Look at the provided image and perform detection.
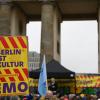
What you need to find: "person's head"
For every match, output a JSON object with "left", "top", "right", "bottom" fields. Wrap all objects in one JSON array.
[
  {"left": 46, "top": 90, "right": 53, "bottom": 97},
  {"left": 51, "top": 78, "right": 55, "bottom": 83},
  {"left": 40, "top": 96, "right": 45, "bottom": 100},
  {"left": 51, "top": 95, "right": 58, "bottom": 100},
  {"left": 60, "top": 96, "right": 64, "bottom": 100}
]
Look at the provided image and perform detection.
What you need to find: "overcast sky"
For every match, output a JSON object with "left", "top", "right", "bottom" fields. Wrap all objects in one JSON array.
[{"left": 27, "top": 20, "right": 98, "bottom": 73}]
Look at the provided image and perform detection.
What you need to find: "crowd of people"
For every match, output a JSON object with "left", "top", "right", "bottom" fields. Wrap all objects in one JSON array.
[
  {"left": 1, "top": 92, "right": 100, "bottom": 100},
  {"left": 38, "top": 92, "right": 100, "bottom": 100},
  {"left": 24, "top": 89, "right": 100, "bottom": 100}
]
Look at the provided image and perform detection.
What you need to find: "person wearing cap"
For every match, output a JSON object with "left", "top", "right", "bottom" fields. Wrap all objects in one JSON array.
[{"left": 48, "top": 78, "right": 58, "bottom": 95}]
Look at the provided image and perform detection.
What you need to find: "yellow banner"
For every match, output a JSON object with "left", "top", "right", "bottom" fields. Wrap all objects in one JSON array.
[
  {"left": 76, "top": 74, "right": 100, "bottom": 88},
  {"left": 0, "top": 36, "right": 29, "bottom": 96}
]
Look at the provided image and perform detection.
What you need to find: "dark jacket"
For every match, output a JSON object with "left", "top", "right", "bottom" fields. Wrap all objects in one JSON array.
[{"left": 48, "top": 82, "right": 58, "bottom": 95}]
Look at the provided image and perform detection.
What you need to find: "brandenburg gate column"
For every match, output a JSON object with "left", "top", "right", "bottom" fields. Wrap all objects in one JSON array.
[
  {"left": 0, "top": 1, "right": 27, "bottom": 36},
  {"left": 98, "top": 5, "right": 100, "bottom": 73},
  {"left": 41, "top": 1, "right": 62, "bottom": 63},
  {"left": 10, "top": 6, "right": 27, "bottom": 36},
  {"left": 0, "top": 2, "right": 11, "bottom": 35}
]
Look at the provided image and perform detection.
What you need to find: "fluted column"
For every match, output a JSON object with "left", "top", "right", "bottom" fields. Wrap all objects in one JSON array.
[
  {"left": 0, "top": 2, "right": 11, "bottom": 35},
  {"left": 41, "top": 1, "right": 54, "bottom": 62},
  {"left": 41, "top": 1, "right": 61, "bottom": 63},
  {"left": 98, "top": 5, "right": 100, "bottom": 73}
]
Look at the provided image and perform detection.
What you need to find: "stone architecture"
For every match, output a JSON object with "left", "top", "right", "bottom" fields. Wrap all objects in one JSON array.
[
  {"left": 0, "top": 0, "right": 100, "bottom": 72},
  {"left": 28, "top": 52, "right": 40, "bottom": 71}
]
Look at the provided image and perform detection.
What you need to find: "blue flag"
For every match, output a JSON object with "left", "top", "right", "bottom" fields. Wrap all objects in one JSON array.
[{"left": 38, "top": 55, "right": 47, "bottom": 96}]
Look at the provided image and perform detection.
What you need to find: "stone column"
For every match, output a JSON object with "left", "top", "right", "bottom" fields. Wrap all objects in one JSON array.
[
  {"left": 0, "top": 2, "right": 11, "bottom": 35},
  {"left": 53, "top": 7, "right": 61, "bottom": 62},
  {"left": 41, "top": 1, "right": 61, "bottom": 63},
  {"left": 41, "top": 1, "right": 54, "bottom": 62},
  {"left": 0, "top": 1, "right": 27, "bottom": 36},
  {"left": 98, "top": 5, "right": 100, "bottom": 73},
  {"left": 10, "top": 6, "right": 27, "bottom": 36},
  {"left": 11, "top": 7, "right": 19, "bottom": 35}
]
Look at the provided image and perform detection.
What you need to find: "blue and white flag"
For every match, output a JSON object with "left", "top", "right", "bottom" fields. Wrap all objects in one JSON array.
[{"left": 38, "top": 55, "right": 48, "bottom": 96}]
